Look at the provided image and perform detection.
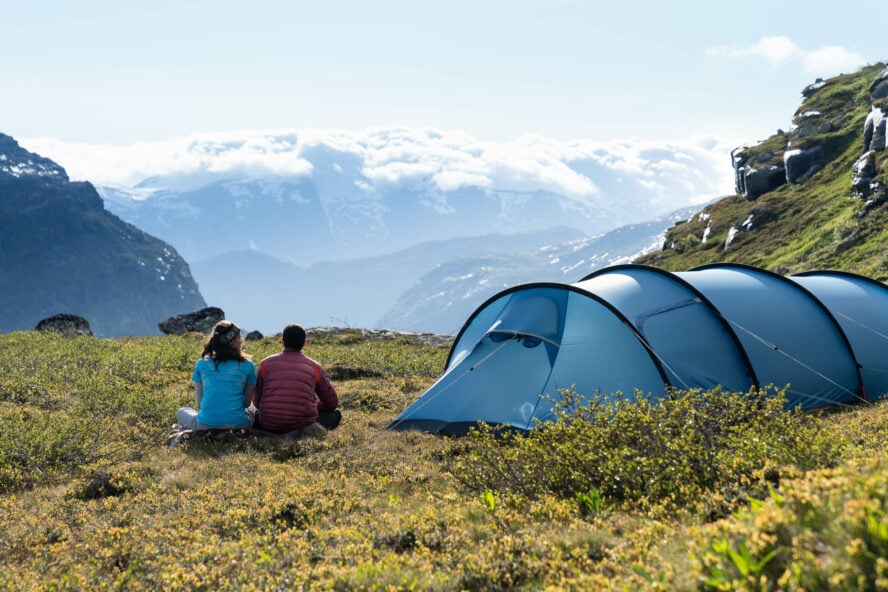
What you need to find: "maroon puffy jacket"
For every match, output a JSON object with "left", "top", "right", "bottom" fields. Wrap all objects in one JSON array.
[{"left": 253, "top": 349, "right": 338, "bottom": 432}]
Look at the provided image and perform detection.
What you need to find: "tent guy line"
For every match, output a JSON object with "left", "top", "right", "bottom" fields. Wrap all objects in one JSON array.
[
  {"left": 835, "top": 311, "right": 888, "bottom": 342},
  {"left": 725, "top": 318, "right": 869, "bottom": 406}
]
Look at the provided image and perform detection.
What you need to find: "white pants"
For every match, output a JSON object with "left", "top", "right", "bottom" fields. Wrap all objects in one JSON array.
[{"left": 176, "top": 406, "right": 255, "bottom": 431}]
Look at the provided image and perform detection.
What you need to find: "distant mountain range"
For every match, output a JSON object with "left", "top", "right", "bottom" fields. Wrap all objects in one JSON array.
[
  {"left": 377, "top": 205, "right": 703, "bottom": 333},
  {"left": 186, "top": 209, "right": 696, "bottom": 335},
  {"left": 82, "top": 130, "right": 731, "bottom": 334},
  {"left": 2, "top": 127, "right": 728, "bottom": 336},
  {"left": 85, "top": 130, "right": 733, "bottom": 266},
  {"left": 0, "top": 133, "right": 205, "bottom": 336},
  {"left": 8, "top": 64, "right": 888, "bottom": 337},
  {"left": 101, "top": 177, "right": 616, "bottom": 266}
]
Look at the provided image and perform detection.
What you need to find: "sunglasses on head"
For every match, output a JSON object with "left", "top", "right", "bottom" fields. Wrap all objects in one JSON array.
[{"left": 215, "top": 323, "right": 241, "bottom": 344}]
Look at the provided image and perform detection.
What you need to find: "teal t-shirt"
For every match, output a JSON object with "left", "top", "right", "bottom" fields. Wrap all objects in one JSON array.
[{"left": 192, "top": 358, "right": 257, "bottom": 427}]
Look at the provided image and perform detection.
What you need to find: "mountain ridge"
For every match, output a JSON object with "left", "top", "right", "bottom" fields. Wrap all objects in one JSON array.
[
  {"left": 92, "top": 130, "right": 732, "bottom": 266},
  {"left": 379, "top": 204, "right": 705, "bottom": 333},
  {"left": 0, "top": 133, "right": 206, "bottom": 336},
  {"left": 86, "top": 130, "right": 732, "bottom": 334}
]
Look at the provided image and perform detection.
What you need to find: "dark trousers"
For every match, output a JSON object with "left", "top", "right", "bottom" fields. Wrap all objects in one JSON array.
[{"left": 318, "top": 409, "right": 342, "bottom": 430}]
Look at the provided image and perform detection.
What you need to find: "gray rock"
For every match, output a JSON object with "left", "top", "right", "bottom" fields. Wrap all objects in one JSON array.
[
  {"left": 868, "top": 108, "right": 888, "bottom": 152},
  {"left": 852, "top": 151, "right": 878, "bottom": 198},
  {"left": 35, "top": 313, "right": 93, "bottom": 337},
  {"left": 784, "top": 146, "right": 824, "bottom": 184},
  {"left": 794, "top": 123, "right": 820, "bottom": 139},
  {"left": 244, "top": 330, "right": 264, "bottom": 341},
  {"left": 743, "top": 164, "right": 786, "bottom": 200},
  {"left": 158, "top": 306, "right": 225, "bottom": 335},
  {"left": 870, "top": 66, "right": 888, "bottom": 99},
  {"left": 731, "top": 147, "right": 748, "bottom": 195},
  {"left": 802, "top": 78, "right": 825, "bottom": 99}
]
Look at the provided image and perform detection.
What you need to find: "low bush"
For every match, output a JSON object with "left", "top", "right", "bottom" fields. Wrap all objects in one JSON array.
[
  {"left": 446, "top": 387, "right": 846, "bottom": 515},
  {"left": 691, "top": 457, "right": 888, "bottom": 590}
]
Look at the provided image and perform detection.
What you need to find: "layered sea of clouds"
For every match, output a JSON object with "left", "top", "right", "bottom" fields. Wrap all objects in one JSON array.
[{"left": 21, "top": 127, "right": 737, "bottom": 214}]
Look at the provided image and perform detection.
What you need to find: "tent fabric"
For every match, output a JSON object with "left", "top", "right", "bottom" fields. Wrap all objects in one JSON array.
[
  {"left": 576, "top": 265, "right": 756, "bottom": 393},
  {"left": 790, "top": 270, "right": 888, "bottom": 400},
  {"left": 388, "top": 263, "right": 888, "bottom": 435},
  {"left": 676, "top": 264, "right": 863, "bottom": 408}
]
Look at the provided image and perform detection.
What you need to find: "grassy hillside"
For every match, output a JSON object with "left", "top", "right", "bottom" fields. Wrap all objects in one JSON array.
[
  {"left": 638, "top": 62, "right": 888, "bottom": 279},
  {"left": 1, "top": 330, "right": 887, "bottom": 590}
]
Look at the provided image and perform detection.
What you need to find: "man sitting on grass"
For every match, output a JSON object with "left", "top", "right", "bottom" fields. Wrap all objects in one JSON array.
[{"left": 252, "top": 323, "right": 341, "bottom": 437}]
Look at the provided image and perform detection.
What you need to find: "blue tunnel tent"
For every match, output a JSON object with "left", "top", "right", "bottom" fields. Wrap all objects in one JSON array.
[{"left": 388, "top": 263, "right": 888, "bottom": 435}]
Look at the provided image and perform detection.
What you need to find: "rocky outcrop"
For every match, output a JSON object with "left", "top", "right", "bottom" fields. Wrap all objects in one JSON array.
[
  {"left": 745, "top": 164, "right": 786, "bottom": 198},
  {"left": 244, "top": 330, "right": 264, "bottom": 341},
  {"left": 793, "top": 111, "right": 834, "bottom": 139},
  {"left": 870, "top": 66, "right": 888, "bottom": 100},
  {"left": 863, "top": 107, "right": 886, "bottom": 153},
  {"left": 802, "top": 78, "right": 826, "bottom": 99},
  {"left": 733, "top": 147, "right": 787, "bottom": 200},
  {"left": 852, "top": 151, "right": 878, "bottom": 198},
  {"left": 732, "top": 67, "right": 888, "bottom": 202},
  {"left": 158, "top": 306, "right": 224, "bottom": 335},
  {"left": 852, "top": 66, "right": 888, "bottom": 200},
  {"left": 35, "top": 313, "right": 93, "bottom": 337},
  {"left": 0, "top": 133, "right": 206, "bottom": 336},
  {"left": 785, "top": 146, "right": 824, "bottom": 184}
]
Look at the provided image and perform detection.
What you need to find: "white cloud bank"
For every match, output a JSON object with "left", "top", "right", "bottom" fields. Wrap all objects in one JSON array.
[
  {"left": 707, "top": 36, "right": 866, "bottom": 76},
  {"left": 21, "top": 127, "right": 737, "bottom": 211}
]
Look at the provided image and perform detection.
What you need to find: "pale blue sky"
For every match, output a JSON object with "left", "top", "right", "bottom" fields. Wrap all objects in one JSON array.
[{"left": 1, "top": 1, "right": 883, "bottom": 146}]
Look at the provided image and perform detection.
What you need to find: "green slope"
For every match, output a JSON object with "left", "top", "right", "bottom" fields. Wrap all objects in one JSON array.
[{"left": 638, "top": 62, "right": 888, "bottom": 280}]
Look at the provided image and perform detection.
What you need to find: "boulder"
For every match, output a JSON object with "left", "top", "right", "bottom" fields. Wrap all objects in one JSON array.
[
  {"left": 731, "top": 147, "right": 748, "bottom": 195},
  {"left": 158, "top": 306, "right": 225, "bottom": 335},
  {"left": 870, "top": 66, "right": 888, "bottom": 100},
  {"left": 852, "top": 151, "right": 878, "bottom": 198},
  {"left": 743, "top": 164, "right": 786, "bottom": 200},
  {"left": 794, "top": 123, "right": 820, "bottom": 139},
  {"left": 35, "top": 313, "right": 93, "bottom": 337},
  {"left": 784, "top": 146, "right": 824, "bottom": 184},
  {"left": 244, "top": 330, "right": 264, "bottom": 341},
  {"left": 802, "top": 78, "right": 826, "bottom": 99},
  {"left": 865, "top": 107, "right": 888, "bottom": 153}
]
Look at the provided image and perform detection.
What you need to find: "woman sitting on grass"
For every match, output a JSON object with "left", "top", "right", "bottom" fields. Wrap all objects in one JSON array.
[{"left": 175, "top": 320, "right": 256, "bottom": 431}]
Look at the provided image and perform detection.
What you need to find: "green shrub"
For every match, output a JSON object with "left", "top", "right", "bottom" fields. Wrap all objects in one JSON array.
[
  {"left": 446, "top": 387, "right": 846, "bottom": 514},
  {"left": 692, "top": 458, "right": 888, "bottom": 590},
  {"left": 0, "top": 404, "right": 142, "bottom": 493}
]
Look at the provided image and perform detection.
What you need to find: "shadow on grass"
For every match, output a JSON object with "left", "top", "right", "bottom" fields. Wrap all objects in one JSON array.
[{"left": 169, "top": 427, "right": 330, "bottom": 462}]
